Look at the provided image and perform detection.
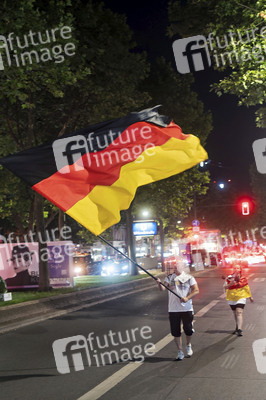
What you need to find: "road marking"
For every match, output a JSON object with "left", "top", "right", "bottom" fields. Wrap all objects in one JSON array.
[
  {"left": 253, "top": 277, "right": 265, "bottom": 282},
  {"left": 248, "top": 273, "right": 255, "bottom": 278},
  {"left": 77, "top": 297, "right": 222, "bottom": 399},
  {"left": 256, "top": 305, "right": 265, "bottom": 311},
  {"left": 219, "top": 293, "right": 226, "bottom": 299},
  {"left": 76, "top": 334, "right": 173, "bottom": 400},
  {"left": 77, "top": 363, "right": 141, "bottom": 400},
  {"left": 194, "top": 300, "right": 220, "bottom": 317},
  {"left": 221, "top": 353, "right": 239, "bottom": 369},
  {"left": 245, "top": 323, "right": 256, "bottom": 331}
]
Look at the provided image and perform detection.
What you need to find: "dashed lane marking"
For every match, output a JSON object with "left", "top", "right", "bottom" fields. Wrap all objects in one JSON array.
[
  {"left": 244, "top": 323, "right": 256, "bottom": 331},
  {"left": 221, "top": 353, "right": 240, "bottom": 369},
  {"left": 76, "top": 298, "right": 222, "bottom": 400},
  {"left": 253, "top": 277, "right": 265, "bottom": 282},
  {"left": 76, "top": 334, "right": 173, "bottom": 400},
  {"left": 194, "top": 300, "right": 220, "bottom": 317}
]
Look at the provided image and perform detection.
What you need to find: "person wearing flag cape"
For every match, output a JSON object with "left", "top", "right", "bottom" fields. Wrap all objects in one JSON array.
[
  {"left": 157, "top": 261, "right": 199, "bottom": 360},
  {"left": 224, "top": 264, "right": 254, "bottom": 337}
]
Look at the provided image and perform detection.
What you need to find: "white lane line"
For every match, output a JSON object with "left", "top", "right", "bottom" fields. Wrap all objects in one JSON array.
[
  {"left": 77, "top": 297, "right": 223, "bottom": 400},
  {"left": 248, "top": 273, "right": 255, "bottom": 278},
  {"left": 76, "top": 334, "right": 172, "bottom": 400},
  {"left": 253, "top": 277, "right": 265, "bottom": 282},
  {"left": 77, "top": 363, "right": 141, "bottom": 400},
  {"left": 194, "top": 300, "right": 220, "bottom": 317},
  {"left": 219, "top": 293, "right": 226, "bottom": 299}
]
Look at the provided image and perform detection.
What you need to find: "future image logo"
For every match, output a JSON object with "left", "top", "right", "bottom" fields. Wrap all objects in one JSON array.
[
  {"left": 172, "top": 35, "right": 211, "bottom": 74},
  {"left": 52, "top": 326, "right": 155, "bottom": 374},
  {"left": 253, "top": 338, "right": 266, "bottom": 374},
  {"left": 173, "top": 26, "right": 266, "bottom": 74},
  {"left": 0, "top": 26, "right": 75, "bottom": 71},
  {"left": 252, "top": 138, "right": 266, "bottom": 174},
  {"left": 53, "top": 335, "right": 91, "bottom": 374},
  {"left": 52, "top": 126, "right": 156, "bottom": 174}
]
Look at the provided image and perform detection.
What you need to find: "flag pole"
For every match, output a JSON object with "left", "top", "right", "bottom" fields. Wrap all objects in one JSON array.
[{"left": 98, "top": 235, "right": 181, "bottom": 299}]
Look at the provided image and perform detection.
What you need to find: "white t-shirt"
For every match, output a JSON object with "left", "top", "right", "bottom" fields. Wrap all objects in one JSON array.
[
  {"left": 164, "top": 272, "right": 197, "bottom": 312},
  {"left": 228, "top": 298, "right": 247, "bottom": 305}
]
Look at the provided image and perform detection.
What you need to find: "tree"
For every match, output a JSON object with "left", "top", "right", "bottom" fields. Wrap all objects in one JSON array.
[
  {"left": 168, "top": 0, "right": 266, "bottom": 127},
  {"left": 133, "top": 58, "right": 212, "bottom": 237},
  {"left": 250, "top": 163, "right": 266, "bottom": 233},
  {"left": 0, "top": 0, "right": 150, "bottom": 232},
  {"left": 0, "top": 0, "right": 150, "bottom": 288}
]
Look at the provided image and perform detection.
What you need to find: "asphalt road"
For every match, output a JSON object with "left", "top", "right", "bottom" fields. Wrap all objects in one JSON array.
[{"left": 1, "top": 265, "right": 266, "bottom": 400}]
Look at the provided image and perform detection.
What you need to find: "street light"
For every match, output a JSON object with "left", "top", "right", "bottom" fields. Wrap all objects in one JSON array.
[{"left": 142, "top": 210, "right": 149, "bottom": 218}]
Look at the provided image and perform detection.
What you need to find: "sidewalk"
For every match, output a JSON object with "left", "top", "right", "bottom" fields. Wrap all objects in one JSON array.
[{"left": 0, "top": 266, "right": 217, "bottom": 334}]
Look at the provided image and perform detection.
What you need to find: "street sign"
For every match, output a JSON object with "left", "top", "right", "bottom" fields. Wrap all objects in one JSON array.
[
  {"left": 132, "top": 221, "right": 158, "bottom": 236},
  {"left": 192, "top": 220, "right": 200, "bottom": 227},
  {"left": 193, "top": 226, "right": 200, "bottom": 232}
]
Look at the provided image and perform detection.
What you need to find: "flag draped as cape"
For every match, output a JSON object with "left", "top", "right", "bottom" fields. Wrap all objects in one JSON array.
[
  {"left": 0, "top": 106, "right": 208, "bottom": 235},
  {"left": 225, "top": 275, "right": 252, "bottom": 301}
]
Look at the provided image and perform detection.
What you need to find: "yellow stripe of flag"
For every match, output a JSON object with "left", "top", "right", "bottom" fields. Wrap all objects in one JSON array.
[
  {"left": 226, "top": 285, "right": 252, "bottom": 301},
  {"left": 66, "top": 135, "right": 207, "bottom": 235}
]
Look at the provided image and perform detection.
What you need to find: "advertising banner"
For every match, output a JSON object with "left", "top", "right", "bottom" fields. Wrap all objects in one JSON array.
[{"left": 0, "top": 241, "right": 74, "bottom": 289}]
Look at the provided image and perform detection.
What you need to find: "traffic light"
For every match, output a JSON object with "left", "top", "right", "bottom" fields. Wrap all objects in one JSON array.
[
  {"left": 236, "top": 197, "right": 254, "bottom": 216},
  {"left": 242, "top": 201, "right": 250, "bottom": 215}
]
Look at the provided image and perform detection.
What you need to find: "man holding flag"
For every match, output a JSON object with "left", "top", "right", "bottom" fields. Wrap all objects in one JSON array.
[{"left": 157, "top": 262, "right": 199, "bottom": 361}]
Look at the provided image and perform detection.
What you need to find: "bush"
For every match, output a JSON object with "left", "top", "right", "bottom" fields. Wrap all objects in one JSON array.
[{"left": 0, "top": 277, "right": 7, "bottom": 294}]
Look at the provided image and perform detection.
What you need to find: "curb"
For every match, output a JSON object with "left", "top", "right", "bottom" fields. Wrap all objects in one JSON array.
[
  {"left": 0, "top": 274, "right": 165, "bottom": 333},
  {"left": 0, "top": 266, "right": 218, "bottom": 333}
]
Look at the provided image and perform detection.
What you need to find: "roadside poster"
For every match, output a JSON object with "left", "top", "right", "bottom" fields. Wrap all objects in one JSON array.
[{"left": 0, "top": 241, "right": 74, "bottom": 289}]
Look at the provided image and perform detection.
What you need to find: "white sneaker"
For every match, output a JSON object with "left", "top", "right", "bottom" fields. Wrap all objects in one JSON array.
[
  {"left": 176, "top": 350, "right": 184, "bottom": 360},
  {"left": 186, "top": 344, "right": 193, "bottom": 357}
]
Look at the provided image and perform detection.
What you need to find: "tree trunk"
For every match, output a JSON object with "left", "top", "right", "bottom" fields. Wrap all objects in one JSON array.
[
  {"left": 158, "top": 219, "right": 165, "bottom": 272},
  {"left": 126, "top": 205, "right": 138, "bottom": 275},
  {"left": 58, "top": 209, "right": 64, "bottom": 240},
  {"left": 35, "top": 193, "right": 50, "bottom": 291}
]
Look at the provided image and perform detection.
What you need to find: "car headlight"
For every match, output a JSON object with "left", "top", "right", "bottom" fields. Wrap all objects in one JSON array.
[{"left": 102, "top": 264, "right": 114, "bottom": 273}]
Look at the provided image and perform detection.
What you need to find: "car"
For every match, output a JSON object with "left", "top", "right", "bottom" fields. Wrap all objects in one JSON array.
[
  {"left": 223, "top": 252, "right": 248, "bottom": 268},
  {"left": 100, "top": 256, "right": 129, "bottom": 276},
  {"left": 73, "top": 255, "right": 101, "bottom": 276},
  {"left": 73, "top": 255, "right": 89, "bottom": 276}
]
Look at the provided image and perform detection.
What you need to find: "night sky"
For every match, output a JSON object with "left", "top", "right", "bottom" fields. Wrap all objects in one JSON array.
[{"left": 103, "top": 0, "right": 266, "bottom": 192}]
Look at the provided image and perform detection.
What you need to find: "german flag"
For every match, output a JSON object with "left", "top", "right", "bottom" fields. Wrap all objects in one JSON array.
[
  {"left": 0, "top": 106, "right": 208, "bottom": 235},
  {"left": 226, "top": 276, "right": 252, "bottom": 301}
]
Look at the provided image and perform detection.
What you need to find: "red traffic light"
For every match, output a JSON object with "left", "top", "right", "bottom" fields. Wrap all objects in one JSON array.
[
  {"left": 242, "top": 201, "right": 249, "bottom": 215},
  {"left": 236, "top": 197, "right": 254, "bottom": 216}
]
